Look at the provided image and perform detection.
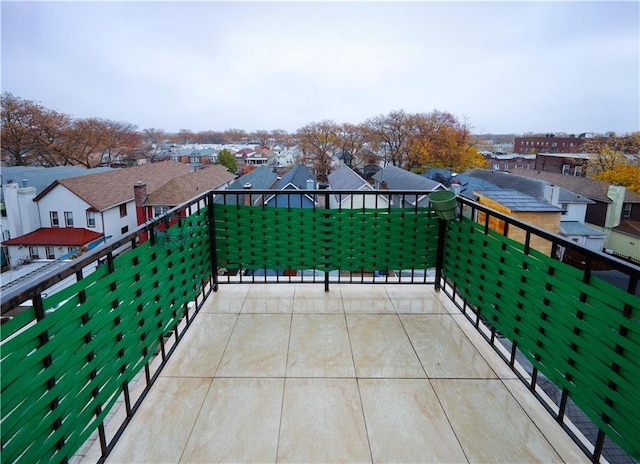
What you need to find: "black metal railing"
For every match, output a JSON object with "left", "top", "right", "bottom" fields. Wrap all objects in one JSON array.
[{"left": 1, "top": 188, "right": 639, "bottom": 464}]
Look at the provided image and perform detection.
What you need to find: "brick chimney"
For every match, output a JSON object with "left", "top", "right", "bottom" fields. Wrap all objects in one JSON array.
[
  {"left": 243, "top": 183, "right": 252, "bottom": 206},
  {"left": 134, "top": 181, "right": 147, "bottom": 225}
]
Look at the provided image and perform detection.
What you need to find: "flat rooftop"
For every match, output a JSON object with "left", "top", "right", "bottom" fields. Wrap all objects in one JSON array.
[{"left": 75, "top": 284, "right": 587, "bottom": 463}]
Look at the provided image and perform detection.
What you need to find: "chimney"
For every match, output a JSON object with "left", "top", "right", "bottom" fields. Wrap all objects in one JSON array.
[
  {"left": 380, "top": 180, "right": 388, "bottom": 190},
  {"left": 243, "top": 183, "right": 252, "bottom": 206},
  {"left": 306, "top": 178, "right": 315, "bottom": 190},
  {"left": 543, "top": 184, "right": 560, "bottom": 206},
  {"left": 134, "top": 181, "right": 147, "bottom": 226}
]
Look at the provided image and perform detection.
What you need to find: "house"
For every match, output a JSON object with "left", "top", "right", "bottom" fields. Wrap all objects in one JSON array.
[
  {"left": 264, "top": 164, "right": 318, "bottom": 208},
  {"left": 8, "top": 161, "right": 192, "bottom": 264},
  {"left": 372, "top": 165, "right": 445, "bottom": 207},
  {"left": 2, "top": 227, "right": 105, "bottom": 263},
  {"left": 464, "top": 169, "right": 605, "bottom": 254},
  {"left": 473, "top": 189, "right": 563, "bottom": 255},
  {"left": 509, "top": 168, "right": 640, "bottom": 262},
  {"left": 215, "top": 166, "right": 278, "bottom": 206},
  {"left": 326, "top": 164, "right": 389, "bottom": 209}
]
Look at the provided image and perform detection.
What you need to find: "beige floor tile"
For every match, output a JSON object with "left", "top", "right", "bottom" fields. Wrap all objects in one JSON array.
[
  {"left": 503, "top": 380, "right": 589, "bottom": 463},
  {"left": 277, "top": 378, "right": 371, "bottom": 463},
  {"left": 341, "top": 285, "right": 397, "bottom": 313},
  {"left": 161, "top": 314, "right": 237, "bottom": 377},
  {"left": 431, "top": 379, "right": 563, "bottom": 463},
  {"left": 359, "top": 379, "right": 468, "bottom": 463},
  {"left": 449, "top": 313, "right": 519, "bottom": 379},
  {"left": 216, "top": 314, "right": 290, "bottom": 377},
  {"left": 202, "top": 285, "right": 250, "bottom": 313},
  {"left": 287, "top": 314, "right": 355, "bottom": 377},
  {"left": 401, "top": 314, "right": 496, "bottom": 379},
  {"left": 292, "top": 284, "right": 345, "bottom": 313},
  {"left": 242, "top": 284, "right": 295, "bottom": 313},
  {"left": 106, "top": 377, "right": 211, "bottom": 464},
  {"left": 181, "top": 378, "right": 284, "bottom": 463},
  {"left": 348, "top": 314, "right": 425, "bottom": 378},
  {"left": 384, "top": 285, "right": 445, "bottom": 314}
]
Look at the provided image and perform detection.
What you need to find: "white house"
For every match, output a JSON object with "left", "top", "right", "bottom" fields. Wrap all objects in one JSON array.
[{"left": 3, "top": 162, "right": 192, "bottom": 265}]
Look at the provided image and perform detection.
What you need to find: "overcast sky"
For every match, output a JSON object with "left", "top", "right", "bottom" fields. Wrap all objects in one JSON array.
[{"left": 2, "top": 1, "right": 638, "bottom": 135}]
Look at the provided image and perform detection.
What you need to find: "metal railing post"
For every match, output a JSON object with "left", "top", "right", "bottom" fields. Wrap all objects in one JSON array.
[{"left": 434, "top": 217, "right": 447, "bottom": 292}]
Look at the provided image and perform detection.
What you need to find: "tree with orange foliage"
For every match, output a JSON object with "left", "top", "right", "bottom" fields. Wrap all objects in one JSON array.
[{"left": 594, "top": 165, "right": 640, "bottom": 193}]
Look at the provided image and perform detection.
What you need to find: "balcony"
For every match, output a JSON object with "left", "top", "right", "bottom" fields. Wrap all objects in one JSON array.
[{"left": 2, "top": 190, "right": 639, "bottom": 464}]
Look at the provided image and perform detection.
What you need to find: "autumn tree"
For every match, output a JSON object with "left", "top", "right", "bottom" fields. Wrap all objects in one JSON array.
[
  {"left": 406, "top": 110, "right": 486, "bottom": 172},
  {"left": 1, "top": 93, "right": 47, "bottom": 165},
  {"left": 335, "top": 123, "right": 371, "bottom": 170},
  {"left": 224, "top": 128, "right": 248, "bottom": 144},
  {"left": 216, "top": 148, "right": 237, "bottom": 173},
  {"left": 295, "top": 120, "right": 340, "bottom": 181},
  {"left": 363, "top": 110, "right": 414, "bottom": 167},
  {"left": 594, "top": 164, "right": 640, "bottom": 193}
]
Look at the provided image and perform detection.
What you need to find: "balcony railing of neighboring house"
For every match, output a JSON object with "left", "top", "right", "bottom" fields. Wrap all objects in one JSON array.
[{"left": 1, "top": 189, "right": 638, "bottom": 464}]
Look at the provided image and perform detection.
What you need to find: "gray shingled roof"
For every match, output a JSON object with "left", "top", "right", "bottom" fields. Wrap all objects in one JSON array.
[
  {"left": 327, "top": 164, "right": 370, "bottom": 190},
  {"left": 274, "top": 164, "right": 316, "bottom": 190},
  {"left": 475, "top": 189, "right": 563, "bottom": 212},
  {"left": 372, "top": 165, "right": 442, "bottom": 191},
  {"left": 217, "top": 166, "right": 279, "bottom": 205},
  {"left": 1, "top": 166, "right": 114, "bottom": 193},
  {"left": 559, "top": 221, "right": 606, "bottom": 236}
]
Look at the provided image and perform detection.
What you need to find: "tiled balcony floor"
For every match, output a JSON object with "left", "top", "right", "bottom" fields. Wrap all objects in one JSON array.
[{"left": 81, "top": 284, "right": 588, "bottom": 463}]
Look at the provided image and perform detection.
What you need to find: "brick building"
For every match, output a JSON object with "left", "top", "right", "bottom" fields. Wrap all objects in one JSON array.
[{"left": 514, "top": 133, "right": 588, "bottom": 154}]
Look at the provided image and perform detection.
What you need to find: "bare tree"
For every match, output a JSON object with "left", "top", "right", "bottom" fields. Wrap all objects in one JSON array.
[{"left": 296, "top": 120, "right": 340, "bottom": 181}]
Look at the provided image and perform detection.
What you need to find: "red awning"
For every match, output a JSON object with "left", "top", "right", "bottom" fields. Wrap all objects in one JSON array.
[{"left": 2, "top": 228, "right": 104, "bottom": 247}]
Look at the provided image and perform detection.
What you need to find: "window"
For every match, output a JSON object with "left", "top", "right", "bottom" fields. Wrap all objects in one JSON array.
[
  {"left": 623, "top": 204, "right": 632, "bottom": 218},
  {"left": 170, "top": 154, "right": 179, "bottom": 161},
  {"left": 67, "top": 247, "right": 76, "bottom": 254},
  {"left": 562, "top": 164, "right": 570, "bottom": 175},
  {"left": 121, "top": 226, "right": 129, "bottom": 234},
  {"left": 45, "top": 246, "right": 55, "bottom": 259},
  {"left": 64, "top": 211, "right": 73, "bottom": 226},
  {"left": 29, "top": 246, "right": 39, "bottom": 259},
  {"left": 493, "top": 164, "right": 500, "bottom": 171},
  {"left": 50, "top": 211, "right": 59, "bottom": 227},
  {"left": 119, "top": 204, "right": 127, "bottom": 218},
  {"left": 154, "top": 206, "right": 169, "bottom": 217},
  {"left": 504, "top": 164, "right": 509, "bottom": 171},
  {"left": 86, "top": 211, "right": 96, "bottom": 228},
  {"left": 190, "top": 156, "right": 199, "bottom": 163},
  {"left": 574, "top": 166, "right": 582, "bottom": 176}
]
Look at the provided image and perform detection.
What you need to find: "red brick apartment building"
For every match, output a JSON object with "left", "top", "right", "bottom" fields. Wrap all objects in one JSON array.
[{"left": 514, "top": 133, "right": 587, "bottom": 154}]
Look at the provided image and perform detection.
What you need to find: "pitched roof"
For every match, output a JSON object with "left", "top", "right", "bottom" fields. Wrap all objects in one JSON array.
[
  {"left": 274, "top": 164, "right": 316, "bottom": 190},
  {"left": 372, "top": 165, "right": 442, "bottom": 191},
  {"left": 327, "top": 164, "right": 371, "bottom": 190},
  {"left": 475, "top": 189, "right": 563, "bottom": 212},
  {"left": 34, "top": 161, "right": 191, "bottom": 211},
  {"left": 145, "top": 165, "right": 237, "bottom": 206},
  {"left": 509, "top": 168, "right": 640, "bottom": 203},
  {"left": 218, "top": 166, "right": 279, "bottom": 205},
  {"left": 1, "top": 166, "right": 114, "bottom": 193},
  {"left": 3, "top": 227, "right": 103, "bottom": 246}
]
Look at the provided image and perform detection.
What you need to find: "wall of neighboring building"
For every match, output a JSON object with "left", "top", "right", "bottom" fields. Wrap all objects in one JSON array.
[
  {"left": 534, "top": 154, "right": 587, "bottom": 176},
  {"left": 100, "top": 200, "right": 139, "bottom": 241},
  {"left": 561, "top": 203, "right": 588, "bottom": 223},
  {"left": 37, "top": 184, "right": 98, "bottom": 231},
  {"left": 475, "top": 195, "right": 561, "bottom": 256},
  {"left": 514, "top": 136, "right": 585, "bottom": 154},
  {"left": 2, "top": 183, "right": 40, "bottom": 240},
  {"left": 585, "top": 201, "right": 608, "bottom": 228}
]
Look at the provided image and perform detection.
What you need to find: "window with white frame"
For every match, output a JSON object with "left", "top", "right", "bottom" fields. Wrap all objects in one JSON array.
[
  {"left": 562, "top": 164, "right": 570, "bottom": 175},
  {"left": 119, "top": 204, "right": 127, "bottom": 218},
  {"left": 154, "top": 206, "right": 169, "bottom": 217},
  {"left": 45, "top": 246, "right": 55, "bottom": 259},
  {"left": 574, "top": 166, "right": 582, "bottom": 176},
  {"left": 64, "top": 211, "right": 73, "bottom": 226},
  {"left": 623, "top": 203, "right": 632, "bottom": 217},
  {"left": 29, "top": 246, "right": 39, "bottom": 259},
  {"left": 50, "top": 211, "right": 59, "bottom": 227},
  {"left": 86, "top": 211, "right": 96, "bottom": 228}
]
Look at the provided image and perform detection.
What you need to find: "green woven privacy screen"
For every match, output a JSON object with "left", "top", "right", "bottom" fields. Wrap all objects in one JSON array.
[
  {"left": 444, "top": 217, "right": 640, "bottom": 459},
  {"left": 0, "top": 209, "right": 212, "bottom": 464},
  {"left": 213, "top": 204, "right": 439, "bottom": 272}
]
